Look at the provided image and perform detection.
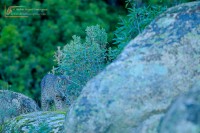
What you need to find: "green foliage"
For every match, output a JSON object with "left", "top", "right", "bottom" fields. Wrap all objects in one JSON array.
[
  {"left": 112, "top": 0, "right": 198, "bottom": 59},
  {"left": 54, "top": 25, "right": 109, "bottom": 104},
  {"left": 0, "top": 0, "right": 124, "bottom": 101},
  {"left": 144, "top": 0, "right": 195, "bottom": 6},
  {"left": 126, "top": 0, "right": 195, "bottom": 6},
  {"left": 0, "top": 125, "right": 2, "bottom": 133},
  {"left": 114, "top": 5, "right": 167, "bottom": 50}
]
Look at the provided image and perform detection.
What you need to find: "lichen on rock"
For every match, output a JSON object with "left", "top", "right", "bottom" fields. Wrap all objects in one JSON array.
[
  {"left": 1, "top": 111, "right": 66, "bottom": 133},
  {"left": 158, "top": 84, "right": 200, "bottom": 133},
  {"left": 0, "top": 90, "right": 40, "bottom": 125}
]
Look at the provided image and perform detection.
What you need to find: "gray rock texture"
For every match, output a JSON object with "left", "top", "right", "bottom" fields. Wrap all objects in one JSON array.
[
  {"left": 64, "top": 2, "right": 200, "bottom": 133},
  {"left": 0, "top": 90, "right": 40, "bottom": 124},
  {"left": 158, "top": 85, "right": 200, "bottom": 133},
  {"left": 1, "top": 111, "right": 65, "bottom": 133}
]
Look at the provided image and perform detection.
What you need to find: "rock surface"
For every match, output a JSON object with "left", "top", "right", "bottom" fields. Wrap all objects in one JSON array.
[
  {"left": 0, "top": 90, "right": 40, "bottom": 124},
  {"left": 64, "top": 2, "right": 200, "bottom": 133},
  {"left": 1, "top": 111, "right": 65, "bottom": 133},
  {"left": 158, "top": 85, "right": 200, "bottom": 133}
]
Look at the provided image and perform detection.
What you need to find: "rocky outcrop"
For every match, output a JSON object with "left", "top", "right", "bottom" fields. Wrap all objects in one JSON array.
[
  {"left": 158, "top": 85, "right": 200, "bottom": 133},
  {"left": 64, "top": 2, "right": 200, "bottom": 133},
  {"left": 0, "top": 90, "right": 40, "bottom": 124},
  {"left": 1, "top": 111, "right": 65, "bottom": 133}
]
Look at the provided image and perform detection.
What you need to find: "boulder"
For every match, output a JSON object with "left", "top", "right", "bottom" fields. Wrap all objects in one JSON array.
[
  {"left": 0, "top": 90, "right": 40, "bottom": 124},
  {"left": 1, "top": 111, "right": 65, "bottom": 133},
  {"left": 64, "top": 2, "right": 200, "bottom": 133},
  {"left": 158, "top": 85, "right": 200, "bottom": 133}
]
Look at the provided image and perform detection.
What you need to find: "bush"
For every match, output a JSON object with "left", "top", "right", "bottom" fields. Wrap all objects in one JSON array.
[
  {"left": 54, "top": 25, "right": 110, "bottom": 104},
  {"left": 112, "top": 0, "right": 198, "bottom": 60},
  {"left": 113, "top": 4, "right": 167, "bottom": 52}
]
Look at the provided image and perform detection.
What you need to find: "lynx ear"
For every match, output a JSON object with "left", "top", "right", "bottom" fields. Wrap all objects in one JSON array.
[{"left": 57, "top": 76, "right": 61, "bottom": 83}]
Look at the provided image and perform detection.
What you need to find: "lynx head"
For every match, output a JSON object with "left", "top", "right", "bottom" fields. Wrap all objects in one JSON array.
[{"left": 55, "top": 75, "right": 69, "bottom": 101}]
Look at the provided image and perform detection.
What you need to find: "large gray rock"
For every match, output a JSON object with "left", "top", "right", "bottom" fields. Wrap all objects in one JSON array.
[
  {"left": 1, "top": 111, "right": 65, "bottom": 133},
  {"left": 0, "top": 90, "right": 40, "bottom": 124},
  {"left": 64, "top": 2, "right": 200, "bottom": 133},
  {"left": 158, "top": 85, "right": 200, "bottom": 133}
]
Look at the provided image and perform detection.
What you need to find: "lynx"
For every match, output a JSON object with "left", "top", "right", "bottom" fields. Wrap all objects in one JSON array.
[{"left": 41, "top": 74, "right": 69, "bottom": 111}]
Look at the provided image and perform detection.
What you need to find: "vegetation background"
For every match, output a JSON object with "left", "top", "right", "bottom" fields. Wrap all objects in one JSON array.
[{"left": 0, "top": 0, "right": 197, "bottom": 105}]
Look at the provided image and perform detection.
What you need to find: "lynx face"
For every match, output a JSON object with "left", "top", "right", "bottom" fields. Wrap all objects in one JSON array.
[
  {"left": 41, "top": 74, "right": 70, "bottom": 111},
  {"left": 55, "top": 76, "right": 69, "bottom": 101}
]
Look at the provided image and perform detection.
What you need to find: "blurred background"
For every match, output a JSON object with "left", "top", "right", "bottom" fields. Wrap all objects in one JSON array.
[{"left": 0, "top": 0, "right": 197, "bottom": 105}]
